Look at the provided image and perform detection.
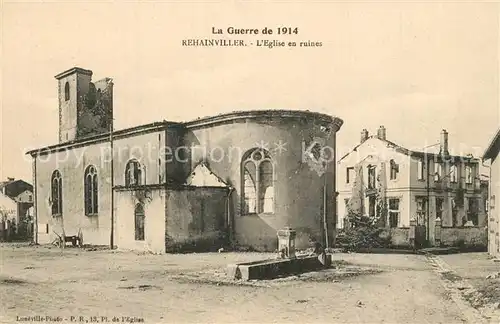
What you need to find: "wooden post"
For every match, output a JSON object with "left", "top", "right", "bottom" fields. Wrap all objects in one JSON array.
[
  {"left": 435, "top": 217, "right": 442, "bottom": 247},
  {"left": 409, "top": 218, "right": 417, "bottom": 250}
]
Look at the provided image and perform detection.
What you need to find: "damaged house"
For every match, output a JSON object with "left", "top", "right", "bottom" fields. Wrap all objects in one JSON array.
[
  {"left": 27, "top": 67, "right": 344, "bottom": 253},
  {"left": 337, "top": 127, "right": 487, "bottom": 248}
]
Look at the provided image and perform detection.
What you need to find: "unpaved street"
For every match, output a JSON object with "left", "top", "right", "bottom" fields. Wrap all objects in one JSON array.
[{"left": 0, "top": 245, "right": 487, "bottom": 323}]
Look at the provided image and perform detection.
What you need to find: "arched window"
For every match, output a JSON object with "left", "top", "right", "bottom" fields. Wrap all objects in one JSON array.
[
  {"left": 134, "top": 203, "right": 145, "bottom": 241},
  {"left": 450, "top": 165, "right": 458, "bottom": 183},
  {"left": 51, "top": 170, "right": 62, "bottom": 216},
  {"left": 125, "top": 159, "right": 146, "bottom": 186},
  {"left": 241, "top": 148, "right": 275, "bottom": 214},
  {"left": 84, "top": 165, "right": 98, "bottom": 215},
  {"left": 64, "top": 82, "right": 70, "bottom": 101}
]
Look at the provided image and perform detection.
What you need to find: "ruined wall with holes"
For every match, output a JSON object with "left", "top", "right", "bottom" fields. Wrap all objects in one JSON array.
[
  {"left": 165, "top": 187, "right": 228, "bottom": 252},
  {"left": 77, "top": 78, "right": 113, "bottom": 139},
  {"left": 179, "top": 112, "right": 343, "bottom": 251}
]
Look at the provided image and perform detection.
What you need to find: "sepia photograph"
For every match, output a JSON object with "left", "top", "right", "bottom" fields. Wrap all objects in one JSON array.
[{"left": 1, "top": 1, "right": 499, "bottom": 323}]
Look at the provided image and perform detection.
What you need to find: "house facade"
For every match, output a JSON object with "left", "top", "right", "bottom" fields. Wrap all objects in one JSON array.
[
  {"left": 28, "top": 67, "right": 344, "bottom": 253},
  {"left": 337, "top": 126, "right": 486, "bottom": 246},
  {"left": 483, "top": 128, "right": 500, "bottom": 257},
  {"left": 0, "top": 178, "right": 34, "bottom": 226}
]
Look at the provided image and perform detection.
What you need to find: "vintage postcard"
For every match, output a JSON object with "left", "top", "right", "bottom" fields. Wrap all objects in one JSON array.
[{"left": 1, "top": 1, "right": 499, "bottom": 323}]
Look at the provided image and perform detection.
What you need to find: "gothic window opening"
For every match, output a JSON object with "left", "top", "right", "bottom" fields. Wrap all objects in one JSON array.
[
  {"left": 125, "top": 159, "right": 146, "bottom": 186},
  {"left": 51, "top": 170, "right": 62, "bottom": 216},
  {"left": 241, "top": 148, "right": 275, "bottom": 214},
  {"left": 64, "top": 82, "right": 70, "bottom": 101},
  {"left": 134, "top": 203, "right": 145, "bottom": 241},
  {"left": 84, "top": 165, "right": 98, "bottom": 215}
]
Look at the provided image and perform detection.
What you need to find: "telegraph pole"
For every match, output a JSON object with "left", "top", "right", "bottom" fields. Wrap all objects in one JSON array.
[
  {"left": 323, "top": 172, "right": 329, "bottom": 250},
  {"left": 110, "top": 120, "right": 114, "bottom": 249}
]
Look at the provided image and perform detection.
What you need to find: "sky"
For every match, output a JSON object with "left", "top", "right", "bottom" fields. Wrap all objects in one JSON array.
[{"left": 1, "top": 1, "right": 499, "bottom": 182}]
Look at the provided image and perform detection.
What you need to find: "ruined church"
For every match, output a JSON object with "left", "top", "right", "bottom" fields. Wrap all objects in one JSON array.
[{"left": 28, "top": 67, "right": 343, "bottom": 253}]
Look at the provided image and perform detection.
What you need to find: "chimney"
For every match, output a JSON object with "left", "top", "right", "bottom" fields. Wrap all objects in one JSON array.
[
  {"left": 360, "top": 129, "right": 369, "bottom": 143},
  {"left": 440, "top": 129, "right": 449, "bottom": 156},
  {"left": 377, "top": 126, "right": 386, "bottom": 140},
  {"left": 7, "top": 177, "right": 14, "bottom": 182}
]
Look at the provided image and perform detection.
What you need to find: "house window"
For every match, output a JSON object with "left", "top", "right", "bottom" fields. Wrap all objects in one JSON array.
[
  {"left": 388, "top": 198, "right": 400, "bottom": 228},
  {"left": 368, "top": 196, "right": 376, "bottom": 218},
  {"left": 346, "top": 167, "right": 355, "bottom": 184},
  {"left": 84, "top": 165, "right": 98, "bottom": 215},
  {"left": 51, "top": 170, "right": 62, "bottom": 216},
  {"left": 465, "top": 165, "right": 473, "bottom": 184},
  {"left": 416, "top": 197, "right": 427, "bottom": 225},
  {"left": 134, "top": 203, "right": 145, "bottom": 241},
  {"left": 368, "top": 165, "right": 376, "bottom": 189},
  {"left": 417, "top": 159, "right": 425, "bottom": 180},
  {"left": 125, "top": 159, "right": 146, "bottom": 186},
  {"left": 434, "top": 162, "right": 442, "bottom": 182},
  {"left": 450, "top": 165, "right": 458, "bottom": 183},
  {"left": 241, "top": 148, "right": 274, "bottom": 214},
  {"left": 467, "top": 198, "right": 478, "bottom": 225},
  {"left": 389, "top": 160, "right": 399, "bottom": 180},
  {"left": 28, "top": 195, "right": 33, "bottom": 202},
  {"left": 436, "top": 197, "right": 444, "bottom": 220}
]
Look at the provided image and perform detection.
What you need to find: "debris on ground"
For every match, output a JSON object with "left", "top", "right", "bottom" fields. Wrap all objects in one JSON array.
[{"left": 486, "top": 272, "right": 500, "bottom": 279}]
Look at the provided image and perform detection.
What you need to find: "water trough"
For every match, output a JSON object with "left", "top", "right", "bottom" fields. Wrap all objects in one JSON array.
[{"left": 227, "top": 227, "right": 333, "bottom": 280}]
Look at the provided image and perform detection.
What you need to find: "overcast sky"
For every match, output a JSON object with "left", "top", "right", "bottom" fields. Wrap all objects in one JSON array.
[{"left": 1, "top": 1, "right": 499, "bottom": 181}]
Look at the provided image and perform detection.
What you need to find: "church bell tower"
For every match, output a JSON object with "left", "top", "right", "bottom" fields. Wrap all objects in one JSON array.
[{"left": 55, "top": 67, "right": 113, "bottom": 143}]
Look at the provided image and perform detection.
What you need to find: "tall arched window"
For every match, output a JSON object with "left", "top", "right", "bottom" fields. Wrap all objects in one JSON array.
[
  {"left": 134, "top": 203, "right": 145, "bottom": 241},
  {"left": 84, "top": 165, "right": 98, "bottom": 215},
  {"left": 64, "top": 82, "right": 70, "bottom": 101},
  {"left": 125, "top": 159, "right": 146, "bottom": 186},
  {"left": 241, "top": 148, "right": 275, "bottom": 214},
  {"left": 51, "top": 170, "right": 63, "bottom": 216}
]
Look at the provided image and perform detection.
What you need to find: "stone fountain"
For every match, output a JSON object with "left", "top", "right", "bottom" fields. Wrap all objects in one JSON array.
[{"left": 227, "top": 227, "right": 332, "bottom": 280}]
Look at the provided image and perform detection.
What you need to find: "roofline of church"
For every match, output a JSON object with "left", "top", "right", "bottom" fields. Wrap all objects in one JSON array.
[
  {"left": 26, "top": 121, "right": 179, "bottom": 156},
  {"left": 183, "top": 109, "right": 343, "bottom": 130},
  {"left": 26, "top": 109, "right": 343, "bottom": 157}
]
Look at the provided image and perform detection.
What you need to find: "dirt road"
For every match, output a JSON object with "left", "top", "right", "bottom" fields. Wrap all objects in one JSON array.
[{"left": 0, "top": 245, "right": 485, "bottom": 323}]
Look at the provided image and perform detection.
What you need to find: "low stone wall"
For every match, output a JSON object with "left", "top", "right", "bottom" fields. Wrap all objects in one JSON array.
[
  {"left": 379, "top": 227, "right": 412, "bottom": 248},
  {"left": 439, "top": 226, "right": 487, "bottom": 249}
]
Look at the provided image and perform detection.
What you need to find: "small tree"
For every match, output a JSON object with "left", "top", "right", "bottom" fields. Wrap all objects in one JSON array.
[{"left": 338, "top": 162, "right": 391, "bottom": 250}]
